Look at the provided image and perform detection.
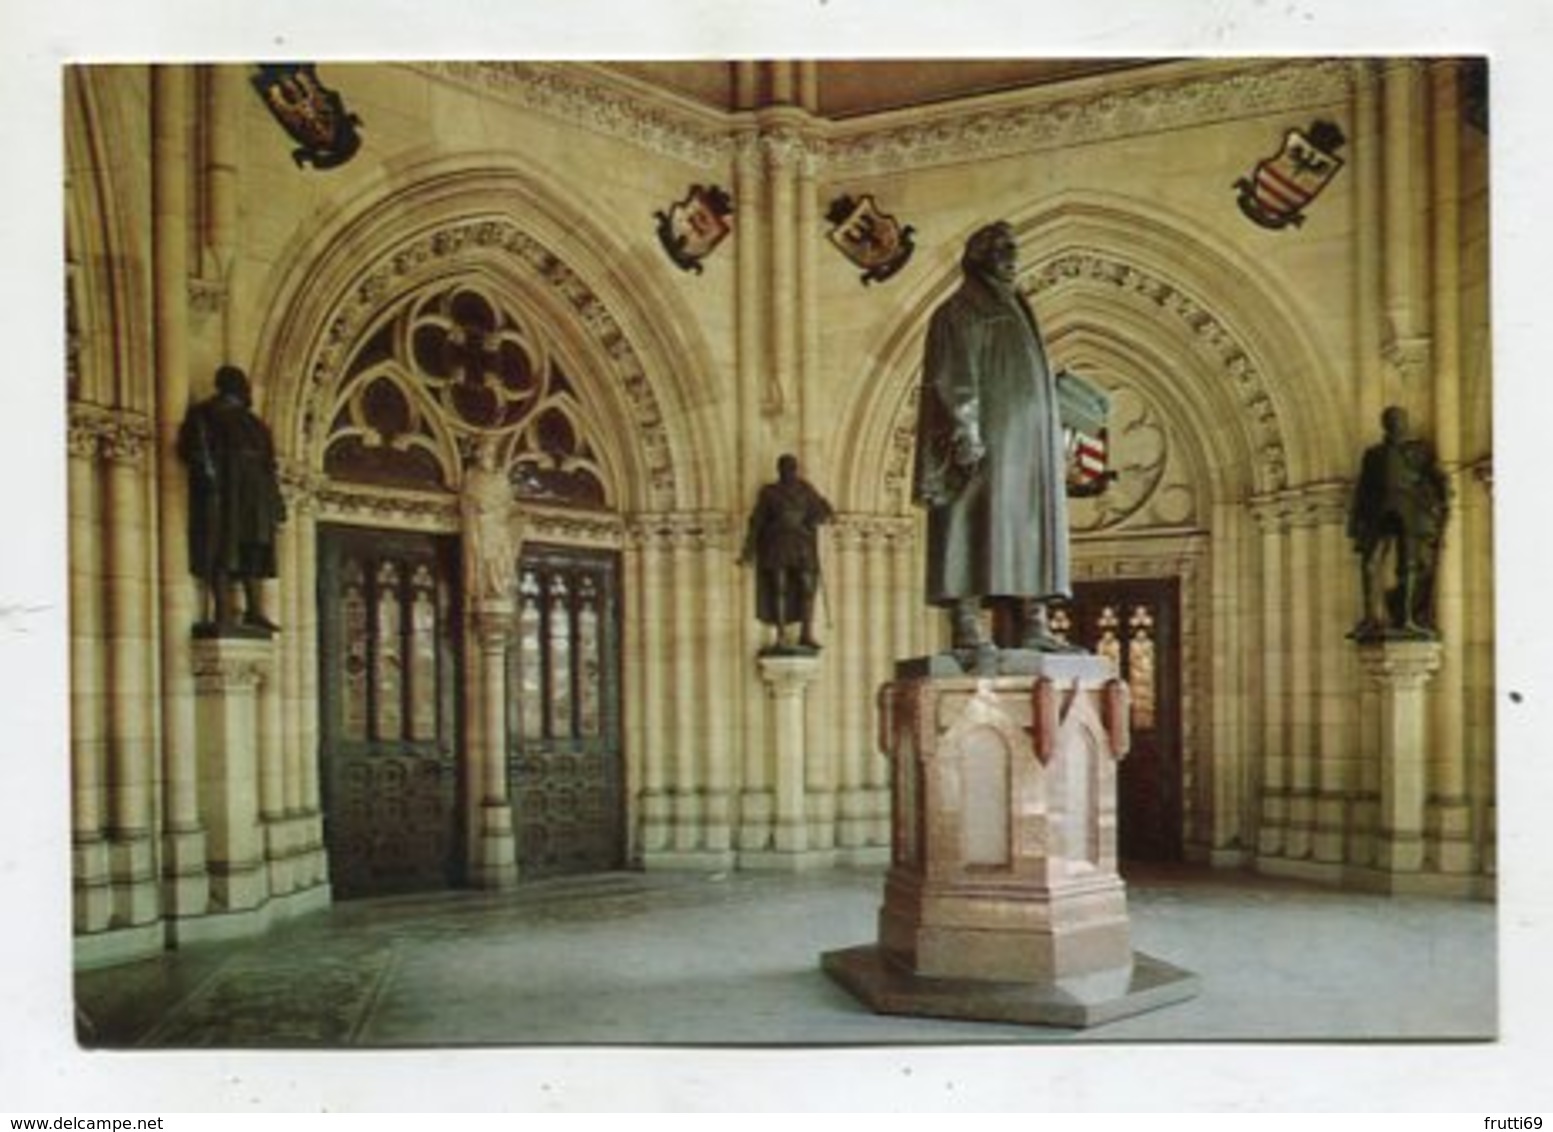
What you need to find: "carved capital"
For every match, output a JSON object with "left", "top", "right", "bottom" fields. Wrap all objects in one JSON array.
[
  {"left": 1468, "top": 456, "right": 1493, "bottom": 494},
  {"left": 832, "top": 513, "right": 914, "bottom": 551},
  {"left": 1382, "top": 334, "right": 1433, "bottom": 386},
  {"left": 1355, "top": 638, "right": 1444, "bottom": 688},
  {"left": 316, "top": 484, "right": 459, "bottom": 532},
  {"left": 191, "top": 638, "right": 274, "bottom": 693},
  {"left": 470, "top": 599, "right": 517, "bottom": 646},
  {"left": 1252, "top": 481, "right": 1351, "bottom": 531},
  {"left": 278, "top": 462, "right": 326, "bottom": 517},
  {"left": 527, "top": 507, "right": 625, "bottom": 548},
  {"left": 99, "top": 414, "right": 156, "bottom": 466},
  {"left": 66, "top": 403, "right": 115, "bottom": 460},
  {"left": 733, "top": 129, "right": 764, "bottom": 179},
  {"left": 626, "top": 511, "right": 730, "bottom": 553},
  {"left": 759, "top": 126, "right": 809, "bottom": 174},
  {"left": 187, "top": 277, "right": 227, "bottom": 317},
  {"left": 758, "top": 653, "right": 822, "bottom": 695}
]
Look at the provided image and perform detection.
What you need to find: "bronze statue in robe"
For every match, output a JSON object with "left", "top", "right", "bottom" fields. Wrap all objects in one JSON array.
[
  {"left": 1348, "top": 405, "right": 1450, "bottom": 640},
  {"left": 740, "top": 454, "right": 835, "bottom": 654},
  {"left": 912, "top": 221, "right": 1071, "bottom": 652},
  {"left": 178, "top": 365, "right": 288, "bottom": 633}
]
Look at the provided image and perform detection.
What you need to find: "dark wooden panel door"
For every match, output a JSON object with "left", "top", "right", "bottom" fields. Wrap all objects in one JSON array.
[
  {"left": 318, "top": 525, "right": 463, "bottom": 899},
  {"left": 507, "top": 544, "right": 625, "bottom": 877},
  {"left": 1049, "top": 578, "right": 1183, "bottom": 862}
]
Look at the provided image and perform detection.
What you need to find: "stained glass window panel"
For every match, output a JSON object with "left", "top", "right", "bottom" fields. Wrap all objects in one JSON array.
[
  {"left": 1128, "top": 604, "right": 1157, "bottom": 730},
  {"left": 409, "top": 565, "right": 438, "bottom": 741},
  {"left": 577, "top": 577, "right": 601, "bottom": 739},
  {"left": 548, "top": 575, "right": 573, "bottom": 739},
  {"left": 519, "top": 570, "right": 544, "bottom": 741},
  {"left": 342, "top": 559, "right": 369, "bottom": 742},
  {"left": 375, "top": 560, "right": 403, "bottom": 741}
]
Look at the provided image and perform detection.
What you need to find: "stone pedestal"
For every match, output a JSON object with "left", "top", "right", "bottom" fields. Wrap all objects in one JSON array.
[
  {"left": 192, "top": 636, "right": 274, "bottom": 914},
  {"left": 823, "top": 652, "right": 1198, "bottom": 1028},
  {"left": 1357, "top": 638, "right": 1444, "bottom": 876},
  {"left": 739, "top": 654, "right": 834, "bottom": 869},
  {"left": 468, "top": 600, "right": 519, "bottom": 889}
]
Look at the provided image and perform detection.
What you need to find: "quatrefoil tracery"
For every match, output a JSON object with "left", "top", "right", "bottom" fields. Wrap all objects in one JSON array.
[{"left": 322, "top": 279, "right": 610, "bottom": 506}]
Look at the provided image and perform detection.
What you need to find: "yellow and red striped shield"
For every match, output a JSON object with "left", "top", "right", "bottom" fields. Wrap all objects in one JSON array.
[{"left": 1235, "top": 122, "right": 1346, "bottom": 230}]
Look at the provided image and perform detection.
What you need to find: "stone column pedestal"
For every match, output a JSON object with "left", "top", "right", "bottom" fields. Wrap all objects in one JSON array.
[
  {"left": 823, "top": 652, "right": 1198, "bottom": 1028},
  {"left": 192, "top": 635, "right": 275, "bottom": 914},
  {"left": 739, "top": 653, "right": 832, "bottom": 870},
  {"left": 1357, "top": 638, "right": 1444, "bottom": 876},
  {"left": 468, "top": 600, "right": 518, "bottom": 890}
]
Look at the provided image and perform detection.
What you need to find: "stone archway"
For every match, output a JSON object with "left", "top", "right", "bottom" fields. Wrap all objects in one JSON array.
[
  {"left": 245, "top": 159, "right": 743, "bottom": 883},
  {"left": 833, "top": 193, "right": 1351, "bottom": 861}
]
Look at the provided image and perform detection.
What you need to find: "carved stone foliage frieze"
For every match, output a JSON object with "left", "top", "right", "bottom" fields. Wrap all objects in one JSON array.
[
  {"left": 831, "top": 513, "right": 915, "bottom": 552},
  {"left": 68, "top": 403, "right": 154, "bottom": 465},
  {"left": 1248, "top": 481, "right": 1351, "bottom": 533},
  {"left": 416, "top": 62, "right": 733, "bottom": 170},
  {"left": 315, "top": 484, "right": 459, "bottom": 533},
  {"left": 304, "top": 217, "right": 676, "bottom": 510},
  {"left": 825, "top": 59, "right": 1353, "bottom": 177},
  {"left": 415, "top": 60, "right": 1351, "bottom": 182},
  {"left": 625, "top": 511, "right": 733, "bottom": 553}
]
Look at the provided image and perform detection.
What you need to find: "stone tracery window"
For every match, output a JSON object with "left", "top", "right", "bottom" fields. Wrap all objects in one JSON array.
[{"left": 323, "top": 279, "right": 609, "bottom": 507}]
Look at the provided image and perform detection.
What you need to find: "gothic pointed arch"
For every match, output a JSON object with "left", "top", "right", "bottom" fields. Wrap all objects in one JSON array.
[
  {"left": 64, "top": 67, "right": 152, "bottom": 413},
  {"left": 834, "top": 192, "right": 1347, "bottom": 520},
  {"left": 250, "top": 155, "right": 729, "bottom": 513}
]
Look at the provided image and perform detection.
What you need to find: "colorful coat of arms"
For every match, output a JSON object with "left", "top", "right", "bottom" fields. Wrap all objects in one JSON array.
[
  {"left": 1234, "top": 120, "right": 1347, "bottom": 230},
  {"left": 654, "top": 184, "right": 734, "bottom": 274},
  {"left": 250, "top": 64, "right": 363, "bottom": 170},
  {"left": 825, "top": 194, "right": 916, "bottom": 285},
  {"left": 1055, "top": 370, "right": 1115, "bottom": 498}
]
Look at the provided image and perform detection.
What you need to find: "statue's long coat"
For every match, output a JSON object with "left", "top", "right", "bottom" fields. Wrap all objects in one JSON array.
[
  {"left": 912, "top": 270, "right": 1070, "bottom": 605},
  {"left": 742, "top": 477, "right": 834, "bottom": 625},
  {"left": 177, "top": 395, "right": 285, "bottom": 580}
]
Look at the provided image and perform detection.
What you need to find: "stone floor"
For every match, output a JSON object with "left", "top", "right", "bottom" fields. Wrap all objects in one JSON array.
[{"left": 75, "top": 863, "right": 1496, "bottom": 1049}]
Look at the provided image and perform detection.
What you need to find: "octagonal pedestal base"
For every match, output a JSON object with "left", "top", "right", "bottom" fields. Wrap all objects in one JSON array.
[{"left": 822, "top": 944, "right": 1199, "bottom": 1029}]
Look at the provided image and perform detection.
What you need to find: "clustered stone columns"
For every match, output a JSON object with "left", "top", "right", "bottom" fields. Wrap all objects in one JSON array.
[
  {"left": 152, "top": 63, "right": 211, "bottom": 929},
  {"left": 628, "top": 514, "right": 740, "bottom": 871},
  {"left": 1249, "top": 485, "right": 1359, "bottom": 870},
  {"left": 1246, "top": 470, "right": 1484, "bottom": 894}
]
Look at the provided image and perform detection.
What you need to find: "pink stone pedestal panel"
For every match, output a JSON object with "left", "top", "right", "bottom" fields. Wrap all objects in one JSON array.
[{"left": 822, "top": 653, "right": 1198, "bottom": 1028}]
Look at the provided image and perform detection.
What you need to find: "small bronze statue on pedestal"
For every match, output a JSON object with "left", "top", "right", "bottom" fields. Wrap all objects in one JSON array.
[
  {"left": 178, "top": 365, "right": 287, "bottom": 637},
  {"left": 740, "top": 454, "right": 834, "bottom": 655},
  {"left": 1348, "top": 405, "right": 1450, "bottom": 642}
]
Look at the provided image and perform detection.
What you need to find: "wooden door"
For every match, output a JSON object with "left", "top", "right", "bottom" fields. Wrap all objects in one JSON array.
[
  {"left": 1049, "top": 578, "right": 1183, "bottom": 862},
  {"left": 317, "top": 525, "right": 464, "bottom": 899},
  {"left": 507, "top": 544, "right": 625, "bottom": 877}
]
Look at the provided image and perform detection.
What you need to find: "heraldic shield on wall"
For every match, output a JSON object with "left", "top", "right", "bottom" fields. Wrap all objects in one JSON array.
[
  {"left": 1056, "top": 369, "right": 1114, "bottom": 498},
  {"left": 654, "top": 184, "right": 734, "bottom": 273},
  {"left": 1235, "top": 119, "right": 1347, "bottom": 230},
  {"left": 250, "top": 63, "right": 364, "bottom": 170},
  {"left": 825, "top": 194, "right": 916, "bottom": 285}
]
